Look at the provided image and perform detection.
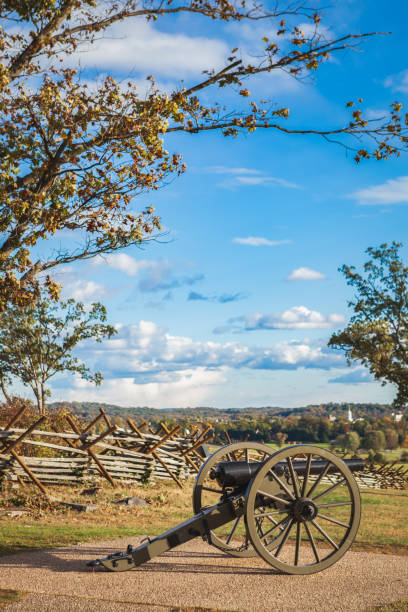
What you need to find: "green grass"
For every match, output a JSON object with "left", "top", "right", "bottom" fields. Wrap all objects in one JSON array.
[
  {"left": 0, "top": 589, "right": 25, "bottom": 607},
  {"left": 0, "top": 479, "right": 407, "bottom": 558},
  {"left": 0, "top": 523, "right": 168, "bottom": 557},
  {"left": 366, "top": 599, "right": 408, "bottom": 612}
]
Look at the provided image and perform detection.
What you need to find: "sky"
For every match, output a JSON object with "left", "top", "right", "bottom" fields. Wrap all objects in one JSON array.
[{"left": 14, "top": 0, "right": 408, "bottom": 408}]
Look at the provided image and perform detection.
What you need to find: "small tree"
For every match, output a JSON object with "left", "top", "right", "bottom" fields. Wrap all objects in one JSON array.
[
  {"left": 384, "top": 428, "right": 399, "bottom": 450},
  {"left": 329, "top": 243, "right": 408, "bottom": 407},
  {"left": 331, "top": 434, "right": 346, "bottom": 454},
  {"left": 275, "top": 432, "right": 288, "bottom": 447},
  {"left": 364, "top": 430, "right": 386, "bottom": 452},
  {"left": 343, "top": 431, "right": 361, "bottom": 454},
  {"left": 0, "top": 297, "right": 116, "bottom": 414}
]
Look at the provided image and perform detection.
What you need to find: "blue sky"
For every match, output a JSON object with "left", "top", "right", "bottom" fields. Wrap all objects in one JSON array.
[{"left": 21, "top": 0, "right": 408, "bottom": 408}]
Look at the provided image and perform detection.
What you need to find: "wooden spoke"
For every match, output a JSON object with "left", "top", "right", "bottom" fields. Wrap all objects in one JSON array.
[
  {"left": 316, "top": 501, "right": 352, "bottom": 508},
  {"left": 306, "top": 461, "right": 331, "bottom": 498},
  {"left": 312, "top": 478, "right": 346, "bottom": 501},
  {"left": 311, "top": 520, "right": 339, "bottom": 550},
  {"left": 318, "top": 513, "right": 350, "bottom": 529},
  {"left": 261, "top": 515, "right": 289, "bottom": 541},
  {"left": 304, "top": 522, "right": 320, "bottom": 563},
  {"left": 267, "top": 471, "right": 296, "bottom": 500},
  {"left": 294, "top": 522, "right": 302, "bottom": 566},
  {"left": 254, "top": 509, "right": 287, "bottom": 518},
  {"left": 286, "top": 455, "right": 300, "bottom": 498},
  {"left": 201, "top": 486, "right": 224, "bottom": 494},
  {"left": 301, "top": 453, "right": 312, "bottom": 497},
  {"left": 274, "top": 519, "right": 295, "bottom": 559},
  {"left": 256, "top": 490, "right": 291, "bottom": 505},
  {"left": 225, "top": 516, "right": 241, "bottom": 545}
]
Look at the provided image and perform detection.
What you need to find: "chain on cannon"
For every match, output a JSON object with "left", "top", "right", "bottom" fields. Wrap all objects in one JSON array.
[{"left": 88, "top": 443, "right": 363, "bottom": 575}]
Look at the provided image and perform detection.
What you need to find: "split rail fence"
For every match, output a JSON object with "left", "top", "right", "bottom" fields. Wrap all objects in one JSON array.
[{"left": 0, "top": 405, "right": 214, "bottom": 495}]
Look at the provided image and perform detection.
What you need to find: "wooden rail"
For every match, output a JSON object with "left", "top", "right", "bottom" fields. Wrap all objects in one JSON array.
[{"left": 0, "top": 409, "right": 213, "bottom": 494}]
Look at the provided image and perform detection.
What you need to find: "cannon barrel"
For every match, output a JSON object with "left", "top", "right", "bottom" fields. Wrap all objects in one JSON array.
[{"left": 212, "top": 458, "right": 365, "bottom": 488}]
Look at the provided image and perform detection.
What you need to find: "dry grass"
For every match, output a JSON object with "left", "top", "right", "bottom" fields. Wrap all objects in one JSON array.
[
  {"left": 366, "top": 599, "right": 408, "bottom": 612},
  {"left": 0, "top": 479, "right": 407, "bottom": 557},
  {"left": 0, "top": 588, "right": 25, "bottom": 607}
]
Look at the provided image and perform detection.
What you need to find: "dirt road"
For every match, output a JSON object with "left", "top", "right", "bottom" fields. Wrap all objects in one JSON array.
[{"left": 0, "top": 537, "right": 407, "bottom": 611}]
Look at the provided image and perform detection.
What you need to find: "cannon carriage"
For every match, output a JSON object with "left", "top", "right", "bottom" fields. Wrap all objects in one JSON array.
[{"left": 89, "top": 443, "right": 363, "bottom": 575}]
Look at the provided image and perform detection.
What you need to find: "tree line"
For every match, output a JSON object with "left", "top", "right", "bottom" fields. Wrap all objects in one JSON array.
[{"left": 210, "top": 414, "right": 408, "bottom": 452}]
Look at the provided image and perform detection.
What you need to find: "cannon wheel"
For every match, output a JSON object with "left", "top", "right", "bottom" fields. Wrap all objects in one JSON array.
[
  {"left": 244, "top": 445, "right": 361, "bottom": 575},
  {"left": 193, "top": 442, "right": 278, "bottom": 557}
]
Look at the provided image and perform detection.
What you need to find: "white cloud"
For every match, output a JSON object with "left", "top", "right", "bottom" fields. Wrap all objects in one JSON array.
[
  {"left": 49, "top": 320, "right": 349, "bottom": 407},
  {"left": 66, "top": 280, "right": 109, "bottom": 301},
  {"left": 206, "top": 166, "right": 301, "bottom": 190},
  {"left": 287, "top": 267, "right": 326, "bottom": 281},
  {"left": 384, "top": 69, "right": 408, "bottom": 93},
  {"left": 233, "top": 237, "right": 291, "bottom": 247},
  {"left": 94, "top": 253, "right": 153, "bottom": 277},
  {"left": 217, "top": 306, "right": 345, "bottom": 332},
  {"left": 94, "top": 255, "right": 204, "bottom": 293},
  {"left": 61, "top": 368, "right": 227, "bottom": 408},
  {"left": 350, "top": 176, "right": 408, "bottom": 205},
  {"left": 76, "top": 320, "right": 344, "bottom": 379},
  {"left": 206, "top": 166, "right": 262, "bottom": 175},
  {"left": 66, "top": 19, "right": 229, "bottom": 78},
  {"left": 234, "top": 176, "right": 300, "bottom": 188},
  {"left": 52, "top": 267, "right": 109, "bottom": 301},
  {"left": 329, "top": 367, "right": 374, "bottom": 384}
]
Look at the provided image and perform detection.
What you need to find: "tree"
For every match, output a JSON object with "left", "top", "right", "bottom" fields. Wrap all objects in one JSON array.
[
  {"left": 364, "top": 430, "right": 386, "bottom": 452},
  {"left": 275, "top": 431, "right": 288, "bottom": 447},
  {"left": 343, "top": 431, "right": 360, "bottom": 454},
  {"left": 329, "top": 243, "right": 408, "bottom": 408},
  {"left": 331, "top": 434, "right": 346, "bottom": 454},
  {"left": 384, "top": 428, "right": 399, "bottom": 450},
  {"left": 0, "top": 297, "right": 116, "bottom": 413},
  {"left": 0, "top": 3, "right": 407, "bottom": 308}
]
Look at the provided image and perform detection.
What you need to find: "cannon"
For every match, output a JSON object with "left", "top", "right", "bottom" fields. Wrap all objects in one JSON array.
[{"left": 88, "top": 443, "right": 363, "bottom": 575}]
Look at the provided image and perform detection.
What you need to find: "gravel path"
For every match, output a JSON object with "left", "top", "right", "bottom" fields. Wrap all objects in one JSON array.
[{"left": 0, "top": 537, "right": 407, "bottom": 611}]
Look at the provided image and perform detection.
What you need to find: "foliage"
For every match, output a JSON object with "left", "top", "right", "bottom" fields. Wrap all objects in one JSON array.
[
  {"left": 344, "top": 431, "right": 361, "bottom": 453},
  {"left": 329, "top": 243, "right": 408, "bottom": 407},
  {"left": 0, "top": 297, "right": 116, "bottom": 413},
  {"left": 274, "top": 431, "right": 288, "bottom": 447},
  {"left": 372, "top": 452, "right": 387, "bottom": 465},
  {"left": 330, "top": 432, "right": 360, "bottom": 455},
  {"left": 364, "top": 430, "right": 386, "bottom": 452},
  {"left": 331, "top": 434, "right": 347, "bottom": 453},
  {"left": 0, "top": 398, "right": 86, "bottom": 455},
  {"left": 385, "top": 428, "right": 399, "bottom": 450},
  {"left": 0, "top": 4, "right": 407, "bottom": 306}
]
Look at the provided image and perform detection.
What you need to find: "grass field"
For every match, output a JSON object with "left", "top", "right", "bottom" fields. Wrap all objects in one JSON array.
[{"left": 0, "top": 479, "right": 407, "bottom": 558}]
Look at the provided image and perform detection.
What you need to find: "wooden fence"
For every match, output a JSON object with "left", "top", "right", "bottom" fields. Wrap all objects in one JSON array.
[{"left": 0, "top": 405, "right": 214, "bottom": 494}]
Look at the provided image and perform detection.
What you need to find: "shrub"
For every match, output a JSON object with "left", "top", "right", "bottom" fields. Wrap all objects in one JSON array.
[{"left": 373, "top": 452, "right": 387, "bottom": 465}]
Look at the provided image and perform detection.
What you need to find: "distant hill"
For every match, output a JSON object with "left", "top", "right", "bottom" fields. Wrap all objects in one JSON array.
[{"left": 48, "top": 401, "right": 400, "bottom": 422}]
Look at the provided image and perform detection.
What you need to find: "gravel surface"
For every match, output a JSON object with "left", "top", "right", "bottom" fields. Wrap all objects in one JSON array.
[{"left": 0, "top": 537, "right": 407, "bottom": 611}]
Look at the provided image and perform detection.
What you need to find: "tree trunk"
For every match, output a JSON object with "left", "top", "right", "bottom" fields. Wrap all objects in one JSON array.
[
  {"left": 33, "top": 385, "right": 43, "bottom": 415},
  {"left": 41, "top": 382, "right": 47, "bottom": 415},
  {"left": 0, "top": 376, "right": 11, "bottom": 403}
]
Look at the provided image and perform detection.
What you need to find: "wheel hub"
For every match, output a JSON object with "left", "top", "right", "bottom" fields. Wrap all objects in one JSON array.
[{"left": 292, "top": 497, "right": 318, "bottom": 522}]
